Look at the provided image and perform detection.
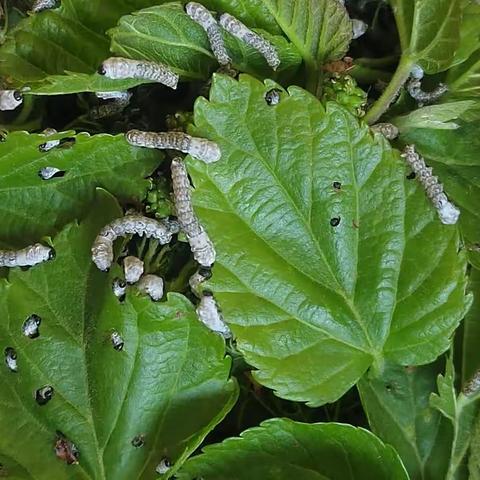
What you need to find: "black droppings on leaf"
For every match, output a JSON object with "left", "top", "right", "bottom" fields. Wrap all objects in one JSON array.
[
  {"left": 330, "top": 217, "right": 341, "bottom": 227},
  {"left": 406, "top": 171, "right": 416, "bottom": 180},
  {"left": 35, "top": 385, "right": 54, "bottom": 405}
]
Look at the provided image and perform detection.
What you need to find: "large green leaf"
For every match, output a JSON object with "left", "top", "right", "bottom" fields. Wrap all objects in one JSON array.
[
  {"left": 463, "top": 268, "right": 480, "bottom": 386},
  {"left": 0, "top": 0, "right": 164, "bottom": 90},
  {"left": 400, "top": 120, "right": 480, "bottom": 269},
  {"left": 451, "top": 1, "right": 480, "bottom": 67},
  {"left": 447, "top": 50, "right": 480, "bottom": 98},
  {"left": 261, "top": 0, "right": 352, "bottom": 67},
  {"left": 177, "top": 418, "right": 409, "bottom": 479},
  {"left": 186, "top": 73, "right": 470, "bottom": 406},
  {"left": 108, "top": 2, "right": 302, "bottom": 82},
  {"left": 0, "top": 130, "right": 159, "bottom": 246},
  {"left": 390, "top": 0, "right": 462, "bottom": 73},
  {"left": 0, "top": 190, "right": 238, "bottom": 480},
  {"left": 358, "top": 361, "right": 453, "bottom": 480}
]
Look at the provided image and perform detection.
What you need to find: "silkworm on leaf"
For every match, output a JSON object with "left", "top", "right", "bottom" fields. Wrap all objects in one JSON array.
[
  {"left": 91, "top": 91, "right": 132, "bottom": 119},
  {"left": 171, "top": 158, "right": 216, "bottom": 266},
  {"left": 401, "top": 145, "right": 460, "bottom": 225},
  {"left": 38, "top": 167, "right": 65, "bottom": 179},
  {"left": 137, "top": 274, "right": 164, "bottom": 301},
  {"left": 185, "top": 2, "right": 231, "bottom": 66},
  {"left": 95, "top": 91, "right": 131, "bottom": 101},
  {"left": 219, "top": 13, "right": 280, "bottom": 70},
  {"left": 91, "top": 215, "right": 179, "bottom": 272},
  {"left": 98, "top": 57, "right": 179, "bottom": 90},
  {"left": 155, "top": 458, "right": 172, "bottom": 475},
  {"left": 196, "top": 292, "right": 231, "bottom": 338},
  {"left": 189, "top": 266, "right": 212, "bottom": 296},
  {"left": 0, "top": 90, "right": 22, "bottom": 111},
  {"left": 31, "top": 0, "right": 57, "bottom": 12},
  {"left": 370, "top": 123, "right": 399, "bottom": 140},
  {"left": 22, "top": 314, "right": 41, "bottom": 339},
  {"left": 123, "top": 256, "right": 144, "bottom": 284},
  {"left": 0, "top": 243, "right": 54, "bottom": 268},
  {"left": 406, "top": 78, "right": 448, "bottom": 106},
  {"left": 4, "top": 347, "right": 17, "bottom": 372},
  {"left": 126, "top": 130, "right": 221, "bottom": 164}
]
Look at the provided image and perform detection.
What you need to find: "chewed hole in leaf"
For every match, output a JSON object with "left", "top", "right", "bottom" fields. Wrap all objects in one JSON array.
[
  {"left": 22, "top": 314, "right": 42, "bottom": 338},
  {"left": 131, "top": 434, "right": 145, "bottom": 448},
  {"left": 4, "top": 347, "right": 18, "bottom": 372},
  {"left": 35, "top": 385, "right": 54, "bottom": 405},
  {"left": 54, "top": 431, "right": 79, "bottom": 465},
  {"left": 110, "top": 331, "right": 124, "bottom": 351},
  {"left": 330, "top": 217, "right": 341, "bottom": 227}
]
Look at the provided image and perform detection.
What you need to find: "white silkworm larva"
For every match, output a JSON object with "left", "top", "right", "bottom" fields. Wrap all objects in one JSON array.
[
  {"left": 185, "top": 2, "right": 231, "bottom": 66},
  {"left": 352, "top": 19, "right": 368, "bottom": 39},
  {"left": 123, "top": 256, "right": 144, "bottom": 284},
  {"left": 98, "top": 57, "right": 179, "bottom": 90},
  {"left": 401, "top": 145, "right": 460, "bottom": 225},
  {"left": 0, "top": 90, "right": 23, "bottom": 111},
  {"left": 219, "top": 13, "right": 280, "bottom": 70},
  {"left": 155, "top": 458, "right": 172, "bottom": 475},
  {"left": 91, "top": 91, "right": 132, "bottom": 119},
  {"left": 91, "top": 215, "right": 180, "bottom": 272},
  {"left": 0, "top": 243, "right": 54, "bottom": 268},
  {"left": 189, "top": 266, "right": 212, "bottom": 296},
  {"left": 137, "top": 274, "right": 164, "bottom": 301},
  {"left": 171, "top": 158, "right": 216, "bottom": 266},
  {"left": 126, "top": 129, "right": 221, "bottom": 164},
  {"left": 463, "top": 370, "right": 480, "bottom": 396},
  {"left": 31, "top": 0, "right": 57, "bottom": 12},
  {"left": 38, "top": 167, "right": 65, "bottom": 179},
  {"left": 406, "top": 78, "right": 448, "bottom": 106},
  {"left": 196, "top": 292, "right": 231, "bottom": 338},
  {"left": 370, "top": 123, "right": 399, "bottom": 140}
]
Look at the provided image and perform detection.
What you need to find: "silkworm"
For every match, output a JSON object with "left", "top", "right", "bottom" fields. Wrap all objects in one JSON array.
[
  {"left": 463, "top": 370, "right": 480, "bottom": 396},
  {"left": 91, "top": 215, "right": 179, "bottom": 272},
  {"left": 155, "top": 458, "right": 172, "bottom": 475},
  {"left": 38, "top": 167, "right": 65, "bottom": 179},
  {"left": 98, "top": 57, "right": 179, "bottom": 90},
  {"left": 0, "top": 90, "right": 22, "bottom": 111},
  {"left": 137, "top": 274, "right": 164, "bottom": 301},
  {"left": 31, "top": 0, "right": 57, "bottom": 12},
  {"left": 35, "top": 385, "right": 54, "bottom": 405},
  {"left": 196, "top": 292, "right": 231, "bottom": 338},
  {"left": 0, "top": 243, "right": 55, "bottom": 268},
  {"left": 22, "top": 314, "right": 41, "bottom": 339},
  {"left": 189, "top": 266, "right": 212, "bottom": 296},
  {"left": 54, "top": 431, "right": 79, "bottom": 465},
  {"left": 91, "top": 91, "right": 132, "bottom": 119},
  {"left": 171, "top": 158, "right": 216, "bottom": 266},
  {"left": 95, "top": 91, "right": 131, "bottom": 101},
  {"left": 185, "top": 2, "right": 231, "bottom": 66},
  {"left": 410, "top": 65, "right": 424, "bottom": 80},
  {"left": 112, "top": 278, "right": 127, "bottom": 301},
  {"left": 125, "top": 130, "right": 221, "bottom": 164},
  {"left": 352, "top": 19, "right": 368, "bottom": 39},
  {"left": 401, "top": 145, "right": 460, "bottom": 225},
  {"left": 4, "top": 347, "right": 17, "bottom": 372},
  {"left": 219, "top": 13, "right": 280, "bottom": 70},
  {"left": 123, "top": 256, "right": 144, "bottom": 284},
  {"left": 265, "top": 88, "right": 281, "bottom": 106},
  {"left": 406, "top": 78, "right": 448, "bottom": 106},
  {"left": 111, "top": 331, "right": 124, "bottom": 351},
  {"left": 370, "top": 123, "right": 399, "bottom": 140}
]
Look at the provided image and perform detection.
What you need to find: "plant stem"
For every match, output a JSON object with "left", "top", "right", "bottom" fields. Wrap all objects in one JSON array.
[{"left": 364, "top": 55, "right": 415, "bottom": 125}]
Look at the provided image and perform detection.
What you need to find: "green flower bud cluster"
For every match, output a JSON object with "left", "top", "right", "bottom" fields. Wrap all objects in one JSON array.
[
  {"left": 146, "top": 176, "right": 173, "bottom": 219},
  {"left": 322, "top": 73, "right": 367, "bottom": 117}
]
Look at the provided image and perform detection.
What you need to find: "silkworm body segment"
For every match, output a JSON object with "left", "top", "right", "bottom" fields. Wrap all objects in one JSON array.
[
  {"left": 0, "top": 244, "right": 54, "bottom": 268},
  {"left": 0, "top": 90, "right": 23, "bottom": 111}
]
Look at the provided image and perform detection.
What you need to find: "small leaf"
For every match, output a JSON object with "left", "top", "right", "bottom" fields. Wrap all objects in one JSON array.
[
  {"left": 447, "top": 50, "right": 480, "bottom": 98},
  {"left": 390, "top": 0, "right": 462, "bottom": 73},
  {"left": 358, "top": 361, "right": 453, "bottom": 480},
  {"left": 0, "top": 131, "right": 159, "bottom": 246},
  {"left": 108, "top": 3, "right": 302, "bottom": 81},
  {"left": 261, "top": 0, "right": 353, "bottom": 66},
  {"left": 177, "top": 418, "right": 409, "bottom": 480},
  {"left": 0, "top": 190, "right": 238, "bottom": 479},
  {"left": 187, "top": 73, "right": 470, "bottom": 406},
  {"left": 451, "top": 1, "right": 480, "bottom": 67}
]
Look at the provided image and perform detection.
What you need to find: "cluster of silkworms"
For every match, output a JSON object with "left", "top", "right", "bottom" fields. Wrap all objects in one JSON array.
[
  {"left": 406, "top": 65, "right": 448, "bottom": 106},
  {"left": 185, "top": 2, "right": 279, "bottom": 70},
  {"left": 0, "top": 90, "right": 23, "bottom": 111},
  {"left": 401, "top": 145, "right": 460, "bottom": 225},
  {"left": 0, "top": 243, "right": 54, "bottom": 267},
  {"left": 98, "top": 57, "right": 179, "bottom": 90},
  {"left": 125, "top": 129, "right": 221, "bottom": 164}
]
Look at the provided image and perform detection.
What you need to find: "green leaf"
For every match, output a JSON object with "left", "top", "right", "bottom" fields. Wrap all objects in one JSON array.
[
  {"left": 187, "top": 73, "right": 470, "bottom": 406},
  {"left": 430, "top": 356, "right": 480, "bottom": 479},
  {"left": 177, "top": 418, "right": 409, "bottom": 480},
  {"left": 469, "top": 413, "right": 480, "bottom": 479},
  {"left": 108, "top": 3, "right": 302, "bottom": 82},
  {"left": 400, "top": 120, "right": 480, "bottom": 269},
  {"left": 451, "top": 1, "right": 480, "bottom": 67},
  {"left": 0, "top": 190, "right": 238, "bottom": 479},
  {"left": 392, "top": 101, "right": 476, "bottom": 131},
  {"left": 199, "top": 0, "right": 282, "bottom": 35},
  {"left": 447, "top": 50, "right": 480, "bottom": 98},
  {"left": 0, "top": 0, "right": 165, "bottom": 90},
  {"left": 260, "top": 0, "right": 353, "bottom": 67},
  {"left": 0, "top": 130, "right": 159, "bottom": 246},
  {"left": 390, "top": 0, "right": 462, "bottom": 73},
  {"left": 358, "top": 361, "right": 453, "bottom": 480}
]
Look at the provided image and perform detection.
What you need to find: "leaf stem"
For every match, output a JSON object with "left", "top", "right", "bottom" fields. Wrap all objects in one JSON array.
[{"left": 364, "top": 56, "right": 415, "bottom": 125}]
